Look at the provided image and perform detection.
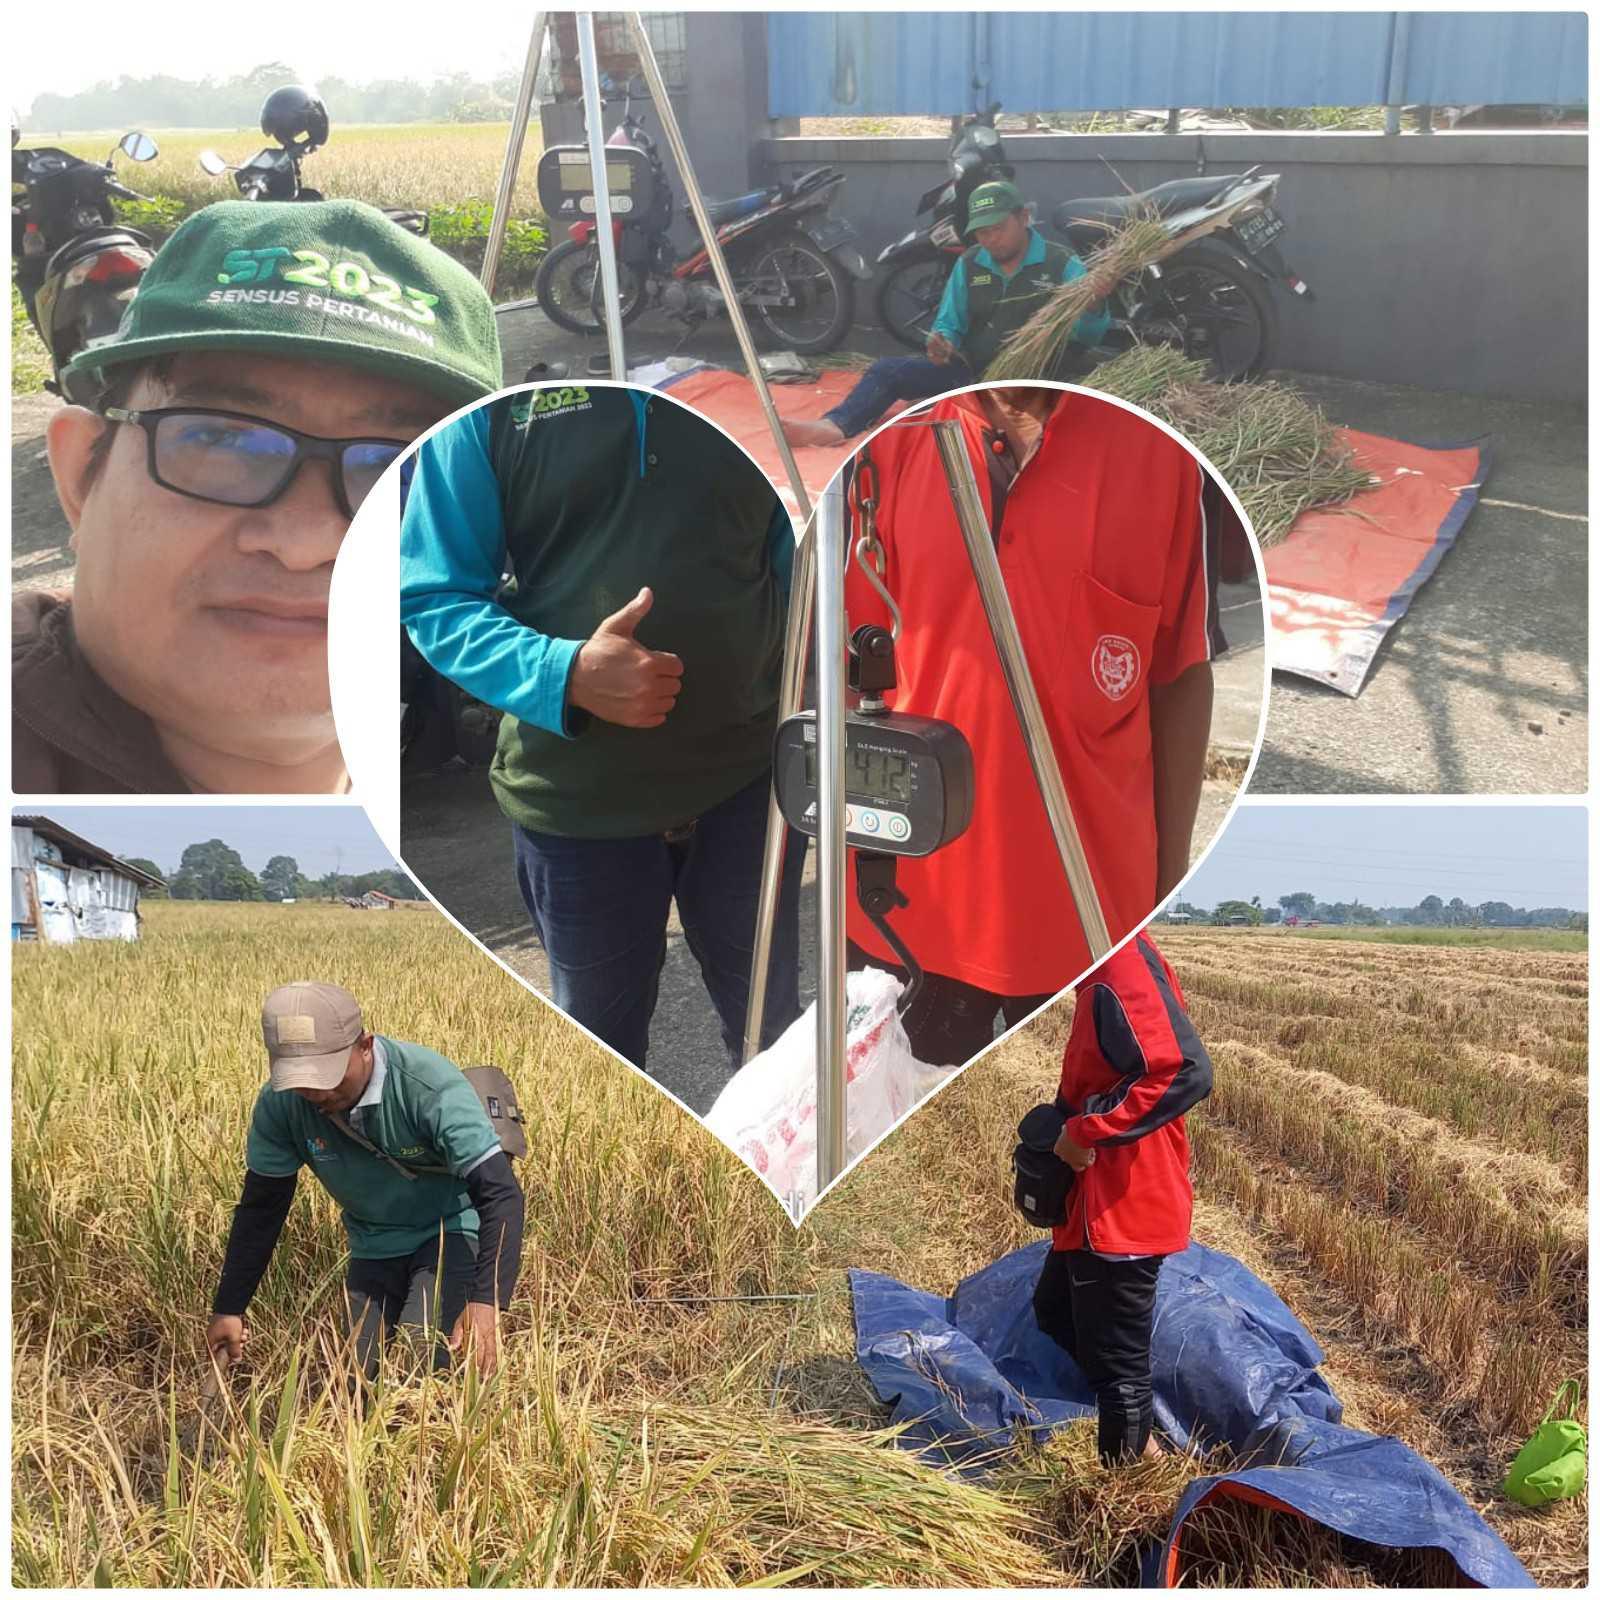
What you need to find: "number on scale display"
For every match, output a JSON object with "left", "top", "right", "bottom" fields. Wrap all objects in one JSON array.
[{"left": 805, "top": 743, "right": 913, "bottom": 804}]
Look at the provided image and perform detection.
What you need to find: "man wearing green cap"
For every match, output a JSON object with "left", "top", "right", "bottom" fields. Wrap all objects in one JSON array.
[
  {"left": 13, "top": 199, "right": 502, "bottom": 794},
  {"left": 205, "top": 982, "right": 525, "bottom": 1380},
  {"left": 783, "top": 181, "right": 1112, "bottom": 446}
]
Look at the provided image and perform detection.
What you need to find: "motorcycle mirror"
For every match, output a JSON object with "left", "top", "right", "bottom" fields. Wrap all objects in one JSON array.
[
  {"left": 120, "top": 131, "right": 159, "bottom": 162},
  {"left": 198, "top": 150, "right": 229, "bottom": 176}
]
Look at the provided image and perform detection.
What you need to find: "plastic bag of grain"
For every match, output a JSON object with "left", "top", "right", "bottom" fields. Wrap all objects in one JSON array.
[{"left": 706, "top": 967, "right": 954, "bottom": 1218}]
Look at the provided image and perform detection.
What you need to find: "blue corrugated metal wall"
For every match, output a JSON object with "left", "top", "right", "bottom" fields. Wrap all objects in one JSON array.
[{"left": 767, "top": 11, "right": 1587, "bottom": 117}]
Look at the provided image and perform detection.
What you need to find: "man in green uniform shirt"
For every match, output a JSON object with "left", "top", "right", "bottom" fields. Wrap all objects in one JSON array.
[
  {"left": 206, "top": 982, "right": 525, "bottom": 1378},
  {"left": 401, "top": 386, "right": 805, "bottom": 1079}
]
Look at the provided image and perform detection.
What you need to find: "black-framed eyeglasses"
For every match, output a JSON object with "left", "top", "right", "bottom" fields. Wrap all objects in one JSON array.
[{"left": 102, "top": 406, "right": 406, "bottom": 519}]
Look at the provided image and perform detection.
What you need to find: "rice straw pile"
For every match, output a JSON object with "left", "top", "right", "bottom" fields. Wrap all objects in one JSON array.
[{"left": 1086, "top": 344, "right": 1377, "bottom": 546}]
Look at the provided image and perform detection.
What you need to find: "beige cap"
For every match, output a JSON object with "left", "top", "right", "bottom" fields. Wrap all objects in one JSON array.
[{"left": 261, "top": 982, "right": 364, "bottom": 1091}]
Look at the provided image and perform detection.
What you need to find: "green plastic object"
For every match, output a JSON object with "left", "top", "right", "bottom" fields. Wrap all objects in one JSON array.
[{"left": 1503, "top": 1381, "right": 1586, "bottom": 1507}]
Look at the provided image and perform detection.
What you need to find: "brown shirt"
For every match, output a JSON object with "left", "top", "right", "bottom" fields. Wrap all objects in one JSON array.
[{"left": 12, "top": 590, "right": 191, "bottom": 794}]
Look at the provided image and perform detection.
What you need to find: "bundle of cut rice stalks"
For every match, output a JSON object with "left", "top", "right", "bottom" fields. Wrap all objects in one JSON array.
[
  {"left": 983, "top": 209, "right": 1194, "bottom": 383},
  {"left": 1086, "top": 344, "right": 1378, "bottom": 546}
]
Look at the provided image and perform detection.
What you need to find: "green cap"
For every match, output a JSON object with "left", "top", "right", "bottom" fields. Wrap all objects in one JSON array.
[
  {"left": 64, "top": 199, "right": 501, "bottom": 408},
  {"left": 964, "top": 180, "right": 1027, "bottom": 236}
]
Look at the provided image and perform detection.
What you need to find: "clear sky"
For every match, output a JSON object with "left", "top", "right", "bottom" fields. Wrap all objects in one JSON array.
[
  {"left": 15, "top": 806, "right": 400, "bottom": 878},
  {"left": 11, "top": 3, "right": 531, "bottom": 103},
  {"left": 1182, "top": 803, "right": 1587, "bottom": 910}
]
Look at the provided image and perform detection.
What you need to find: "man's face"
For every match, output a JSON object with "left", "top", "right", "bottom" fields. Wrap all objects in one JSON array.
[
  {"left": 293, "top": 1034, "right": 375, "bottom": 1116},
  {"left": 50, "top": 352, "right": 443, "bottom": 750},
  {"left": 972, "top": 209, "right": 1031, "bottom": 264}
]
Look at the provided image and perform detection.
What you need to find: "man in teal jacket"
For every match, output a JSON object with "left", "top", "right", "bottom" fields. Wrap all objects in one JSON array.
[
  {"left": 784, "top": 182, "right": 1112, "bottom": 446},
  {"left": 401, "top": 385, "right": 804, "bottom": 1078}
]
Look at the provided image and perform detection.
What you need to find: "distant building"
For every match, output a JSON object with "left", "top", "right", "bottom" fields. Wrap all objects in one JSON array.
[
  {"left": 356, "top": 890, "right": 411, "bottom": 911},
  {"left": 1167, "top": 910, "right": 1194, "bottom": 923},
  {"left": 11, "top": 816, "right": 164, "bottom": 943}
]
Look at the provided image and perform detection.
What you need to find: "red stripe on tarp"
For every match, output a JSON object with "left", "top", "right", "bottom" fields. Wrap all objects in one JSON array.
[{"left": 1264, "top": 430, "right": 1488, "bottom": 696}]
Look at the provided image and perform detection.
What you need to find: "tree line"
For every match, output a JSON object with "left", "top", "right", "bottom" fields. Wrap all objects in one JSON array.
[
  {"left": 25, "top": 61, "right": 525, "bottom": 133},
  {"left": 128, "top": 839, "right": 421, "bottom": 904},
  {"left": 1166, "top": 891, "right": 1586, "bottom": 931}
]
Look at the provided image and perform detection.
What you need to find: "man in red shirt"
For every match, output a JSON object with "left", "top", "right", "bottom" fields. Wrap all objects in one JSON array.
[
  {"left": 842, "top": 385, "right": 1220, "bottom": 1063},
  {"left": 1034, "top": 931, "right": 1213, "bottom": 1463}
]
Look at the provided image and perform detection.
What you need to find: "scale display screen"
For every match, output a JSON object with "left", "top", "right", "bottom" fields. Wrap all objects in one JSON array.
[
  {"left": 804, "top": 742, "right": 913, "bottom": 806},
  {"left": 559, "top": 161, "right": 633, "bottom": 192},
  {"left": 774, "top": 710, "right": 974, "bottom": 858}
]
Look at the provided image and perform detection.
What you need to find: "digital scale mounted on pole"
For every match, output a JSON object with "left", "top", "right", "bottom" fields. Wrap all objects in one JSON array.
[{"left": 772, "top": 451, "right": 975, "bottom": 1011}]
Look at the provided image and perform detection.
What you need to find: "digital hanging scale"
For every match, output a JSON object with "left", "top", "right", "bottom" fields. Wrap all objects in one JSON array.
[
  {"left": 773, "top": 623, "right": 975, "bottom": 857},
  {"left": 773, "top": 711, "right": 974, "bottom": 857}
]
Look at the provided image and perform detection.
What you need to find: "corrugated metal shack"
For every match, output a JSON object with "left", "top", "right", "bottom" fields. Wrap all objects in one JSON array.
[{"left": 11, "top": 816, "right": 165, "bottom": 943}]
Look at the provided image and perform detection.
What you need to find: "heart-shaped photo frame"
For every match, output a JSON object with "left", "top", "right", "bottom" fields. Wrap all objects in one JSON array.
[{"left": 334, "top": 377, "right": 1267, "bottom": 1221}]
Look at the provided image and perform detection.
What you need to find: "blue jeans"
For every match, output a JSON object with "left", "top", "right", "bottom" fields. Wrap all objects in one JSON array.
[
  {"left": 824, "top": 355, "right": 976, "bottom": 438},
  {"left": 513, "top": 772, "right": 806, "bottom": 1073}
]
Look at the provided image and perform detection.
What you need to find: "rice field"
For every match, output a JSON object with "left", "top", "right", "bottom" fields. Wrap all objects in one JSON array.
[
  {"left": 28, "top": 122, "right": 547, "bottom": 221},
  {"left": 11, "top": 907, "right": 1587, "bottom": 1585}
]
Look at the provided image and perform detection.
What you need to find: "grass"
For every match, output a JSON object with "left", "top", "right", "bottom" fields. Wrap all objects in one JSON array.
[
  {"left": 1258, "top": 924, "right": 1587, "bottom": 951},
  {"left": 12, "top": 905, "right": 1586, "bottom": 1585}
]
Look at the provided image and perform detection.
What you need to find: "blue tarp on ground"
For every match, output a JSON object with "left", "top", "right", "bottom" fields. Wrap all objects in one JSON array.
[{"left": 850, "top": 1240, "right": 1533, "bottom": 1588}]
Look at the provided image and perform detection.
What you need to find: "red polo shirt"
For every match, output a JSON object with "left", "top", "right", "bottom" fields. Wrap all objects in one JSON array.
[{"left": 843, "top": 391, "right": 1212, "bottom": 995}]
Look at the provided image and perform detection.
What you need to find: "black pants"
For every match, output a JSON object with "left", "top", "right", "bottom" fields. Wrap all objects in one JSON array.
[
  {"left": 847, "top": 940, "right": 1053, "bottom": 1067},
  {"left": 343, "top": 1233, "right": 475, "bottom": 1379},
  {"left": 1032, "top": 1247, "right": 1162, "bottom": 1464}
]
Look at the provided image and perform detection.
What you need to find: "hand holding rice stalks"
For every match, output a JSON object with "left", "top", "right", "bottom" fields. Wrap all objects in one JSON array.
[{"left": 982, "top": 212, "right": 1174, "bottom": 382}]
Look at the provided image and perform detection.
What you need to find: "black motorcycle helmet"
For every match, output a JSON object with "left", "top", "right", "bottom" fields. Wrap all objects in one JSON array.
[{"left": 260, "top": 84, "right": 329, "bottom": 153}]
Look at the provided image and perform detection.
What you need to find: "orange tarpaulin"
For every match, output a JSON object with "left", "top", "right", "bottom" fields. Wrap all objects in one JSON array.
[
  {"left": 1263, "top": 430, "right": 1488, "bottom": 694},
  {"left": 660, "top": 367, "right": 1489, "bottom": 698}
]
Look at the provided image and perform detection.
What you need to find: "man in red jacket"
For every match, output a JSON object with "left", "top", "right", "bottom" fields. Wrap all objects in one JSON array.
[{"left": 1033, "top": 931, "right": 1213, "bottom": 1464}]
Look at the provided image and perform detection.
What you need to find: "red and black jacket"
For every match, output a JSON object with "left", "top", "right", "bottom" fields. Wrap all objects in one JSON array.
[{"left": 1053, "top": 932, "right": 1213, "bottom": 1256}]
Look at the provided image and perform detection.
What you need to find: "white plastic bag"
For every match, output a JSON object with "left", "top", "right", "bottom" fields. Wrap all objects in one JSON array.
[{"left": 707, "top": 968, "right": 955, "bottom": 1217}]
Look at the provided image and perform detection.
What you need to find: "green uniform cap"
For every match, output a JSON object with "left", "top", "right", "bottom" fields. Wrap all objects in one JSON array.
[
  {"left": 64, "top": 199, "right": 501, "bottom": 408},
  {"left": 964, "top": 180, "right": 1027, "bottom": 236}
]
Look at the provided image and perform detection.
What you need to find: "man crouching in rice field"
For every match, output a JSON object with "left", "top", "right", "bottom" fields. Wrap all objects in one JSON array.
[
  {"left": 205, "top": 982, "right": 524, "bottom": 1380},
  {"left": 1033, "top": 932, "right": 1213, "bottom": 1464}
]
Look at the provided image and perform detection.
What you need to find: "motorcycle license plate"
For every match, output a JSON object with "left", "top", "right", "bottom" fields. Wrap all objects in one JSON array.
[
  {"left": 805, "top": 216, "right": 858, "bottom": 253},
  {"left": 1235, "top": 206, "right": 1286, "bottom": 254}
]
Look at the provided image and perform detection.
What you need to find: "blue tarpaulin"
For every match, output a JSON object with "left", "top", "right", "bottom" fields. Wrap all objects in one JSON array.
[{"left": 850, "top": 1240, "right": 1532, "bottom": 1587}]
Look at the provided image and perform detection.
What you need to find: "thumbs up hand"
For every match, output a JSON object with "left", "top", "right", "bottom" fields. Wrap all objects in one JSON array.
[{"left": 567, "top": 587, "right": 685, "bottom": 728}]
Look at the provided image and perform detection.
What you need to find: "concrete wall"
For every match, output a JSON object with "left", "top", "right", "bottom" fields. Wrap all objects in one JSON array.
[{"left": 759, "top": 130, "right": 1586, "bottom": 403}]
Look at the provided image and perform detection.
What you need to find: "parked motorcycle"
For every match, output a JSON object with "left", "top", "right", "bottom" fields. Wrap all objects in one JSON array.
[
  {"left": 533, "top": 78, "right": 869, "bottom": 354},
  {"left": 13, "top": 122, "right": 161, "bottom": 401},
  {"left": 198, "top": 85, "right": 428, "bottom": 235},
  {"left": 872, "top": 104, "right": 1312, "bottom": 381},
  {"left": 1052, "top": 167, "right": 1311, "bottom": 379},
  {"left": 874, "top": 102, "right": 1012, "bottom": 349}
]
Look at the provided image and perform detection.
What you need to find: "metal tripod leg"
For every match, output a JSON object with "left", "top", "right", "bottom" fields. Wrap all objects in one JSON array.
[
  {"left": 626, "top": 13, "right": 819, "bottom": 1069},
  {"left": 575, "top": 13, "right": 628, "bottom": 379},
  {"left": 928, "top": 418, "right": 1113, "bottom": 960},
  {"left": 810, "top": 480, "right": 849, "bottom": 1199},
  {"left": 480, "top": 15, "right": 547, "bottom": 297}
]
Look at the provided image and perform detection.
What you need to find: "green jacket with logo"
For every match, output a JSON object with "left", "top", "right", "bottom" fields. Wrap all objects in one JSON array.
[
  {"left": 931, "top": 228, "right": 1110, "bottom": 373},
  {"left": 245, "top": 1036, "right": 500, "bottom": 1259},
  {"left": 400, "top": 386, "right": 792, "bottom": 837}
]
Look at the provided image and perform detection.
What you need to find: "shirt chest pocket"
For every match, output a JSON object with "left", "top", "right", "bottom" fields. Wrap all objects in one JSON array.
[{"left": 1064, "top": 572, "right": 1162, "bottom": 740}]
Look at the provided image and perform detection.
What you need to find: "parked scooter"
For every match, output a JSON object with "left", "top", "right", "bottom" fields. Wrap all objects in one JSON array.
[
  {"left": 13, "top": 120, "right": 161, "bottom": 401},
  {"left": 198, "top": 85, "right": 429, "bottom": 235},
  {"left": 533, "top": 77, "right": 869, "bottom": 354},
  {"left": 872, "top": 105, "right": 1312, "bottom": 380}
]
